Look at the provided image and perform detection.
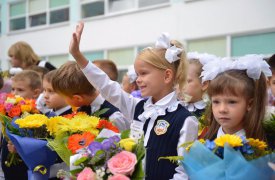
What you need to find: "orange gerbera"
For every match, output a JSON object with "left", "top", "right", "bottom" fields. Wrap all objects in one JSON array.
[
  {"left": 67, "top": 132, "right": 96, "bottom": 153},
  {"left": 0, "top": 104, "right": 6, "bottom": 114},
  {"left": 97, "top": 120, "right": 119, "bottom": 133}
]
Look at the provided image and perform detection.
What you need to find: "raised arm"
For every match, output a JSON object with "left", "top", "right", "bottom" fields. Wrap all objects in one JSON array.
[{"left": 69, "top": 22, "right": 88, "bottom": 68}]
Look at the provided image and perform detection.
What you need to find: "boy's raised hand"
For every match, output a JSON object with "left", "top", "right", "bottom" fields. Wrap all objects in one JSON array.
[
  {"left": 69, "top": 22, "right": 84, "bottom": 57},
  {"left": 69, "top": 22, "right": 88, "bottom": 68}
]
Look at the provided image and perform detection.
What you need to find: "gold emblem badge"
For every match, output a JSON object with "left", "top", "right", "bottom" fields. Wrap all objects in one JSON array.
[{"left": 154, "top": 120, "right": 170, "bottom": 135}]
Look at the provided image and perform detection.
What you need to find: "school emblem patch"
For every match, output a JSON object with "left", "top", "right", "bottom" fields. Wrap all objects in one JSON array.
[{"left": 154, "top": 120, "right": 170, "bottom": 135}]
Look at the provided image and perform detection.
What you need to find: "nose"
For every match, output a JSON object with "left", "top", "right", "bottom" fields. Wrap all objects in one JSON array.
[
  {"left": 218, "top": 103, "right": 228, "bottom": 113},
  {"left": 135, "top": 76, "right": 141, "bottom": 85}
]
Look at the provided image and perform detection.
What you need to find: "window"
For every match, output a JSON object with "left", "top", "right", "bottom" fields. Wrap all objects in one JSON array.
[
  {"left": 81, "top": 0, "right": 170, "bottom": 18},
  {"left": 9, "top": 0, "right": 69, "bottom": 31},
  {"left": 47, "top": 54, "right": 69, "bottom": 68},
  {"left": 0, "top": 6, "right": 2, "bottom": 34},
  {"left": 84, "top": 51, "right": 104, "bottom": 61},
  {"left": 138, "top": 0, "right": 169, "bottom": 8},
  {"left": 231, "top": 32, "right": 275, "bottom": 56},
  {"left": 107, "top": 48, "right": 135, "bottom": 66},
  {"left": 82, "top": 0, "right": 105, "bottom": 18},
  {"left": 187, "top": 37, "right": 227, "bottom": 57}
]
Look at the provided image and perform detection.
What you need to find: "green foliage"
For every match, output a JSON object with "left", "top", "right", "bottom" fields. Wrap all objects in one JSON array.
[{"left": 92, "top": 108, "right": 109, "bottom": 117}]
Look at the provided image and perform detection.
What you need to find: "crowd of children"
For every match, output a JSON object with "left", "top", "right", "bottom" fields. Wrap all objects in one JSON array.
[{"left": 0, "top": 21, "right": 274, "bottom": 180}]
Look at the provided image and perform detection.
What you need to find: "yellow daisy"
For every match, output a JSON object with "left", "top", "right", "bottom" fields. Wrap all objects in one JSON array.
[
  {"left": 247, "top": 138, "right": 267, "bottom": 150},
  {"left": 15, "top": 114, "right": 48, "bottom": 128}
]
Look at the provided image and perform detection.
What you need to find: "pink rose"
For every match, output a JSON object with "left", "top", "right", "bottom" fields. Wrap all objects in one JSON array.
[
  {"left": 107, "top": 151, "right": 137, "bottom": 176},
  {"left": 108, "top": 174, "right": 130, "bottom": 180},
  {"left": 77, "top": 167, "right": 96, "bottom": 180}
]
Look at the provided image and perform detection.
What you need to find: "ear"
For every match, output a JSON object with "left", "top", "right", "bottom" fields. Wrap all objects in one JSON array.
[
  {"left": 33, "top": 89, "right": 42, "bottom": 99},
  {"left": 164, "top": 69, "right": 174, "bottom": 84},
  {"left": 72, "top": 94, "right": 84, "bottom": 104},
  {"left": 247, "top": 99, "right": 253, "bottom": 111},
  {"left": 202, "top": 81, "right": 209, "bottom": 92}
]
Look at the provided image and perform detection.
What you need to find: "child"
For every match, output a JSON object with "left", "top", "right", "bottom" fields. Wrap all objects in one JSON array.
[
  {"left": 202, "top": 55, "right": 271, "bottom": 142},
  {"left": 43, "top": 70, "right": 72, "bottom": 117},
  {"left": 121, "top": 65, "right": 142, "bottom": 98},
  {"left": 180, "top": 52, "right": 218, "bottom": 117},
  {"left": 52, "top": 61, "right": 130, "bottom": 131},
  {"left": 11, "top": 70, "right": 43, "bottom": 99},
  {"left": 8, "top": 41, "right": 56, "bottom": 71},
  {"left": 69, "top": 22, "right": 198, "bottom": 179},
  {"left": 2, "top": 69, "right": 43, "bottom": 180},
  {"left": 267, "top": 54, "right": 275, "bottom": 106},
  {"left": 93, "top": 59, "right": 118, "bottom": 81}
]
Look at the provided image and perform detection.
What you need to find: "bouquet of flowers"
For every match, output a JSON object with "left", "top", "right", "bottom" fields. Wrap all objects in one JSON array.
[
  {"left": 180, "top": 134, "right": 275, "bottom": 179},
  {"left": 6, "top": 114, "right": 58, "bottom": 180},
  {"left": 46, "top": 112, "right": 120, "bottom": 166},
  {"left": 60, "top": 130, "right": 145, "bottom": 180},
  {"left": 0, "top": 93, "right": 39, "bottom": 167}
]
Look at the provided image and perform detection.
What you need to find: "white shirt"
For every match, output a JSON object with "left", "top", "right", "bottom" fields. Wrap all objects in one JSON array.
[
  {"left": 217, "top": 127, "right": 246, "bottom": 137},
  {"left": 82, "top": 61, "right": 198, "bottom": 180}
]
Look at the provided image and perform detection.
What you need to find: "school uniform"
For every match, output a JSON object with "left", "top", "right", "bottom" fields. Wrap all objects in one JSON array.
[
  {"left": 77, "top": 94, "right": 130, "bottom": 131},
  {"left": 81, "top": 61, "right": 198, "bottom": 180},
  {"left": 37, "top": 60, "right": 56, "bottom": 71},
  {"left": 182, "top": 100, "right": 206, "bottom": 118}
]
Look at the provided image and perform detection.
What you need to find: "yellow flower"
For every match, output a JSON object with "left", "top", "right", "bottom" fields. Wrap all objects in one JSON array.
[
  {"left": 119, "top": 138, "right": 136, "bottom": 152},
  {"left": 6, "top": 97, "right": 16, "bottom": 104},
  {"left": 15, "top": 114, "right": 48, "bottom": 128},
  {"left": 15, "top": 96, "right": 24, "bottom": 103},
  {"left": 247, "top": 138, "right": 267, "bottom": 150},
  {"left": 21, "top": 104, "right": 32, "bottom": 113},
  {"left": 214, "top": 134, "right": 243, "bottom": 147},
  {"left": 198, "top": 139, "right": 206, "bottom": 144},
  {"left": 46, "top": 116, "right": 68, "bottom": 136}
]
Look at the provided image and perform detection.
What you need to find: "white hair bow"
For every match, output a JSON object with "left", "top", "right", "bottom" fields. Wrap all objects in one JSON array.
[
  {"left": 127, "top": 65, "right": 137, "bottom": 83},
  {"left": 155, "top": 32, "right": 183, "bottom": 63},
  {"left": 187, "top": 51, "right": 219, "bottom": 65},
  {"left": 235, "top": 54, "right": 272, "bottom": 79}
]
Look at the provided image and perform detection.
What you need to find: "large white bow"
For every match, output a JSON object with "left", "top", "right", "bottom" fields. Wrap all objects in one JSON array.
[{"left": 155, "top": 32, "right": 183, "bottom": 63}]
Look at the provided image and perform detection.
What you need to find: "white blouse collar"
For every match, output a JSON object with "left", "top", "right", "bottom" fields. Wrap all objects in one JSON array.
[
  {"left": 54, "top": 105, "right": 71, "bottom": 116},
  {"left": 217, "top": 126, "right": 246, "bottom": 137},
  {"left": 138, "top": 91, "right": 180, "bottom": 122},
  {"left": 90, "top": 94, "right": 105, "bottom": 113},
  {"left": 182, "top": 100, "right": 206, "bottom": 112}
]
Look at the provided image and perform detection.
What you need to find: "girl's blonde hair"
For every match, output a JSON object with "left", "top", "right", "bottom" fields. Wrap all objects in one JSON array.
[
  {"left": 8, "top": 41, "right": 40, "bottom": 69},
  {"left": 204, "top": 70, "right": 267, "bottom": 140},
  {"left": 136, "top": 40, "right": 188, "bottom": 90}
]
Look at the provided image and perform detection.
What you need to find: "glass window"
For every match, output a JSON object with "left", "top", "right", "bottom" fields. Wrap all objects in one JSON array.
[
  {"left": 84, "top": 51, "right": 104, "bottom": 61},
  {"left": 50, "top": 8, "right": 69, "bottom": 24},
  {"left": 10, "top": 17, "right": 26, "bottom": 31},
  {"left": 138, "top": 0, "right": 169, "bottom": 8},
  {"left": 231, "top": 32, "right": 275, "bottom": 56},
  {"left": 29, "top": 13, "right": 46, "bottom": 27},
  {"left": 107, "top": 48, "right": 134, "bottom": 66},
  {"left": 29, "top": 0, "right": 47, "bottom": 14},
  {"left": 187, "top": 37, "right": 226, "bottom": 57},
  {"left": 48, "top": 54, "right": 69, "bottom": 68},
  {"left": 108, "top": 0, "right": 135, "bottom": 13},
  {"left": 82, "top": 1, "right": 104, "bottom": 18},
  {"left": 10, "top": 2, "right": 26, "bottom": 17},
  {"left": 50, "top": 0, "right": 69, "bottom": 8}
]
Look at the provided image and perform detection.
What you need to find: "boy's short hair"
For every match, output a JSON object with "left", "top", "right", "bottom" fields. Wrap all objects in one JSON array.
[
  {"left": 52, "top": 61, "right": 96, "bottom": 97},
  {"left": 93, "top": 59, "right": 118, "bottom": 81},
  {"left": 12, "top": 70, "right": 42, "bottom": 90},
  {"left": 43, "top": 69, "right": 57, "bottom": 84}
]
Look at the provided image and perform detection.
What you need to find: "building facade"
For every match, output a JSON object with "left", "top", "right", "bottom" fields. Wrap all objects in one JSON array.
[{"left": 1, "top": 0, "right": 275, "bottom": 75}]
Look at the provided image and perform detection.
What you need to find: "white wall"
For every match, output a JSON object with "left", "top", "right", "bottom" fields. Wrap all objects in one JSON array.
[{"left": 1, "top": 0, "right": 275, "bottom": 70}]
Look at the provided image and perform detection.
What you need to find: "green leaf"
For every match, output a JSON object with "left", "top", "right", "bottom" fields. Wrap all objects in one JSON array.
[
  {"left": 73, "top": 156, "right": 89, "bottom": 166},
  {"left": 131, "top": 159, "right": 145, "bottom": 180},
  {"left": 70, "top": 168, "right": 83, "bottom": 176},
  {"left": 92, "top": 108, "right": 109, "bottom": 117},
  {"left": 121, "top": 130, "right": 130, "bottom": 139},
  {"left": 90, "top": 150, "right": 105, "bottom": 165}
]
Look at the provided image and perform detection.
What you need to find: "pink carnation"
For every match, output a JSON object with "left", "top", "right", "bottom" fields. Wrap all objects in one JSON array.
[
  {"left": 77, "top": 167, "right": 96, "bottom": 180},
  {"left": 108, "top": 174, "right": 130, "bottom": 180},
  {"left": 107, "top": 151, "right": 137, "bottom": 176}
]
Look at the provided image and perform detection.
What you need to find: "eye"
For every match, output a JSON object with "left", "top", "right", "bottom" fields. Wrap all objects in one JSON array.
[
  {"left": 228, "top": 100, "right": 237, "bottom": 104},
  {"left": 212, "top": 100, "right": 219, "bottom": 104}
]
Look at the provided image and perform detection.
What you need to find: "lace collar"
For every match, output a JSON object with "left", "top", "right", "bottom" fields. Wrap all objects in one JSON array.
[
  {"left": 217, "top": 126, "right": 246, "bottom": 137},
  {"left": 182, "top": 100, "right": 207, "bottom": 112},
  {"left": 138, "top": 91, "right": 180, "bottom": 122}
]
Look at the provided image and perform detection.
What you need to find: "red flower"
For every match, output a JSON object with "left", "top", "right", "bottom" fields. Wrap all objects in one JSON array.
[
  {"left": 68, "top": 132, "right": 96, "bottom": 154},
  {"left": 0, "top": 104, "right": 6, "bottom": 114},
  {"left": 8, "top": 105, "right": 21, "bottom": 117},
  {"left": 97, "top": 120, "right": 119, "bottom": 133}
]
